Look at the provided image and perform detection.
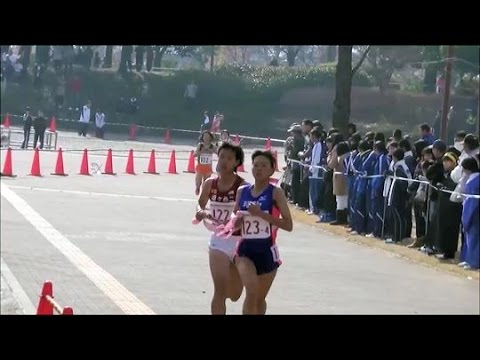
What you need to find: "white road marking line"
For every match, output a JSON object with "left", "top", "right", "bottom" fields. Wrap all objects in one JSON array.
[
  {"left": 1, "top": 257, "right": 37, "bottom": 315},
  {"left": 4, "top": 185, "right": 196, "bottom": 203},
  {"left": 1, "top": 182, "right": 156, "bottom": 315}
]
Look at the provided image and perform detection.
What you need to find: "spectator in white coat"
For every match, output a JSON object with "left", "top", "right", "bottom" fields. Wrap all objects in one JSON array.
[
  {"left": 95, "top": 109, "right": 106, "bottom": 139},
  {"left": 78, "top": 100, "right": 92, "bottom": 137}
]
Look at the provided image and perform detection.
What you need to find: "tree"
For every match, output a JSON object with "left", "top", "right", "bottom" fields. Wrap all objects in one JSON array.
[
  {"left": 327, "top": 46, "right": 337, "bottom": 62},
  {"left": 356, "top": 45, "right": 422, "bottom": 93},
  {"left": 421, "top": 45, "right": 441, "bottom": 93},
  {"left": 332, "top": 46, "right": 371, "bottom": 136},
  {"left": 285, "top": 46, "right": 302, "bottom": 67},
  {"left": 153, "top": 46, "right": 169, "bottom": 68},
  {"left": 449, "top": 45, "right": 480, "bottom": 76},
  {"left": 104, "top": 46, "right": 113, "bottom": 68}
]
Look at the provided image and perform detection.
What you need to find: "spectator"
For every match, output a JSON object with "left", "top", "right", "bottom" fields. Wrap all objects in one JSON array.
[
  {"left": 55, "top": 79, "right": 66, "bottom": 109},
  {"left": 78, "top": 100, "right": 92, "bottom": 137},
  {"left": 347, "top": 123, "right": 357, "bottom": 140},
  {"left": 21, "top": 106, "right": 34, "bottom": 149},
  {"left": 459, "top": 156, "right": 480, "bottom": 269},
  {"left": 451, "top": 134, "right": 480, "bottom": 186},
  {"left": 52, "top": 46, "right": 63, "bottom": 72},
  {"left": 453, "top": 131, "right": 467, "bottom": 153},
  {"left": 374, "top": 132, "right": 385, "bottom": 143},
  {"left": 211, "top": 111, "right": 223, "bottom": 134},
  {"left": 369, "top": 141, "right": 389, "bottom": 238},
  {"left": 285, "top": 124, "right": 305, "bottom": 205},
  {"left": 407, "top": 139, "right": 428, "bottom": 247},
  {"left": 321, "top": 133, "right": 341, "bottom": 222},
  {"left": 184, "top": 81, "right": 198, "bottom": 110},
  {"left": 33, "top": 110, "right": 47, "bottom": 149},
  {"left": 399, "top": 139, "right": 416, "bottom": 177},
  {"left": 423, "top": 140, "right": 448, "bottom": 254},
  {"left": 434, "top": 152, "right": 462, "bottom": 260},
  {"left": 308, "top": 128, "right": 323, "bottom": 216},
  {"left": 436, "top": 74, "right": 445, "bottom": 94},
  {"left": 346, "top": 132, "right": 362, "bottom": 227},
  {"left": 298, "top": 119, "right": 315, "bottom": 210},
  {"left": 419, "top": 123, "right": 435, "bottom": 145},
  {"left": 384, "top": 148, "right": 411, "bottom": 244},
  {"left": 200, "top": 111, "right": 210, "bottom": 132},
  {"left": 95, "top": 109, "right": 106, "bottom": 139},
  {"left": 393, "top": 129, "right": 402, "bottom": 142},
  {"left": 330, "top": 141, "right": 350, "bottom": 225},
  {"left": 350, "top": 140, "right": 374, "bottom": 235}
]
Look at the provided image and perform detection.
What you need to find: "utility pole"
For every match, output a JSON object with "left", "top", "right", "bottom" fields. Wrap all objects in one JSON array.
[{"left": 440, "top": 45, "right": 454, "bottom": 141}]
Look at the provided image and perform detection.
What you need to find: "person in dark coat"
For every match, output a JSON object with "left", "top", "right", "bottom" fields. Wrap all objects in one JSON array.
[
  {"left": 434, "top": 152, "right": 463, "bottom": 260},
  {"left": 21, "top": 106, "right": 34, "bottom": 149},
  {"left": 33, "top": 110, "right": 47, "bottom": 149}
]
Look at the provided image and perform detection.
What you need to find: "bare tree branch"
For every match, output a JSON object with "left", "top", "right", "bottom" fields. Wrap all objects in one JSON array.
[{"left": 352, "top": 45, "right": 371, "bottom": 76}]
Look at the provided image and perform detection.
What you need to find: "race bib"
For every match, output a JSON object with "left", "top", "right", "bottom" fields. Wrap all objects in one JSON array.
[
  {"left": 199, "top": 154, "right": 213, "bottom": 165},
  {"left": 242, "top": 213, "right": 271, "bottom": 239},
  {"left": 210, "top": 202, "right": 235, "bottom": 224}
]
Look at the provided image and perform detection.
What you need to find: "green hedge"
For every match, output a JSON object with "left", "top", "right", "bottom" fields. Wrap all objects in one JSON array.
[{"left": 1, "top": 64, "right": 374, "bottom": 137}]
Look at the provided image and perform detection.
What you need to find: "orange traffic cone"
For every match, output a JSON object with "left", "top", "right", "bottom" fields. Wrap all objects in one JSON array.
[
  {"left": 103, "top": 149, "right": 116, "bottom": 175},
  {"left": 1, "top": 147, "right": 16, "bottom": 177},
  {"left": 233, "top": 134, "right": 240, "bottom": 146},
  {"left": 51, "top": 148, "right": 68, "bottom": 176},
  {"left": 30, "top": 148, "right": 42, "bottom": 177},
  {"left": 36, "top": 281, "right": 54, "bottom": 315},
  {"left": 165, "top": 129, "right": 171, "bottom": 144},
  {"left": 237, "top": 162, "right": 246, "bottom": 173},
  {"left": 167, "top": 150, "right": 177, "bottom": 174},
  {"left": 3, "top": 113, "right": 11, "bottom": 128},
  {"left": 129, "top": 124, "right": 136, "bottom": 140},
  {"left": 79, "top": 149, "right": 90, "bottom": 175},
  {"left": 125, "top": 149, "right": 136, "bottom": 175},
  {"left": 62, "top": 307, "right": 74, "bottom": 315},
  {"left": 273, "top": 150, "right": 279, "bottom": 172},
  {"left": 265, "top": 137, "right": 272, "bottom": 150},
  {"left": 144, "top": 149, "right": 159, "bottom": 174},
  {"left": 184, "top": 150, "right": 195, "bottom": 173},
  {"left": 49, "top": 116, "right": 57, "bottom": 132}
]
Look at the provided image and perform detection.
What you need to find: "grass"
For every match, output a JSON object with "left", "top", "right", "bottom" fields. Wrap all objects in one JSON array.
[{"left": 289, "top": 206, "right": 479, "bottom": 281}]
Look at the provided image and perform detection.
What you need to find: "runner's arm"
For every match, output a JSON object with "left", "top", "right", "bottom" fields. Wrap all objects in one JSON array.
[
  {"left": 256, "top": 187, "right": 293, "bottom": 232},
  {"left": 194, "top": 143, "right": 202, "bottom": 157},
  {"left": 195, "top": 178, "right": 213, "bottom": 220}
]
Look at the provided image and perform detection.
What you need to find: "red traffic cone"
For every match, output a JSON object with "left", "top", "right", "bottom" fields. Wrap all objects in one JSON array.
[
  {"left": 233, "top": 134, "right": 240, "bottom": 146},
  {"left": 265, "top": 137, "right": 272, "bottom": 150},
  {"left": 30, "top": 148, "right": 42, "bottom": 177},
  {"left": 36, "top": 281, "right": 54, "bottom": 315},
  {"left": 1, "top": 147, "right": 16, "bottom": 177},
  {"left": 129, "top": 124, "right": 137, "bottom": 141},
  {"left": 3, "top": 113, "right": 11, "bottom": 128},
  {"left": 62, "top": 307, "right": 74, "bottom": 315},
  {"left": 144, "top": 149, "right": 159, "bottom": 174},
  {"left": 237, "top": 162, "right": 246, "bottom": 173},
  {"left": 167, "top": 150, "right": 177, "bottom": 174},
  {"left": 269, "top": 177, "right": 280, "bottom": 186},
  {"left": 273, "top": 150, "right": 279, "bottom": 172},
  {"left": 183, "top": 150, "right": 195, "bottom": 173},
  {"left": 125, "top": 149, "right": 136, "bottom": 175},
  {"left": 79, "top": 149, "right": 90, "bottom": 175},
  {"left": 49, "top": 116, "right": 57, "bottom": 132},
  {"left": 165, "top": 129, "right": 171, "bottom": 144},
  {"left": 51, "top": 148, "right": 68, "bottom": 176},
  {"left": 103, "top": 149, "right": 116, "bottom": 175}
]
